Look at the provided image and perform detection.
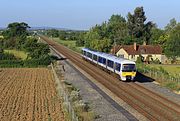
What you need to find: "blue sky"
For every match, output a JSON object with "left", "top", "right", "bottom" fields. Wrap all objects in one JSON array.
[{"left": 0, "top": 0, "right": 179, "bottom": 30}]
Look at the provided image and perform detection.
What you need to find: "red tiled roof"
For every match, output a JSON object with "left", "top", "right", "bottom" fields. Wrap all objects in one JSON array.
[{"left": 111, "top": 44, "right": 162, "bottom": 55}]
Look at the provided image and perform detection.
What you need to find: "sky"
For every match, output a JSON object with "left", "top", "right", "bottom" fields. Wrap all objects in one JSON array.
[{"left": 0, "top": 0, "right": 179, "bottom": 30}]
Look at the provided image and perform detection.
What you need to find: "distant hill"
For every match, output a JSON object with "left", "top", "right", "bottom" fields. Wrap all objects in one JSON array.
[
  {"left": 28, "top": 27, "right": 69, "bottom": 31},
  {"left": 0, "top": 26, "right": 87, "bottom": 32},
  {"left": 28, "top": 27, "right": 87, "bottom": 32},
  {"left": 0, "top": 27, "right": 5, "bottom": 30}
]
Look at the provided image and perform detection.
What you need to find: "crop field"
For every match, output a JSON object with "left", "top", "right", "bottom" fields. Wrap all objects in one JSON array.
[{"left": 0, "top": 68, "right": 64, "bottom": 121}]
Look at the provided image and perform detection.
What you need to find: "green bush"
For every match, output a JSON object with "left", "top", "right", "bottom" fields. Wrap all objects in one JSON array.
[
  {"left": 0, "top": 53, "right": 17, "bottom": 60},
  {"left": 159, "top": 66, "right": 169, "bottom": 75},
  {"left": 0, "top": 60, "right": 24, "bottom": 67},
  {"left": 0, "top": 56, "right": 51, "bottom": 68},
  {"left": 152, "top": 58, "right": 161, "bottom": 64},
  {"left": 136, "top": 55, "right": 143, "bottom": 63}
]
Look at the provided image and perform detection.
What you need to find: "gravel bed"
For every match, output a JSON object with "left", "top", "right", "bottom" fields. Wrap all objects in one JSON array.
[{"left": 136, "top": 81, "right": 180, "bottom": 105}]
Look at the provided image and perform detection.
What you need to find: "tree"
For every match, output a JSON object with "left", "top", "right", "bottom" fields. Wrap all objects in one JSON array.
[
  {"left": 76, "top": 32, "right": 86, "bottom": 47},
  {"left": 149, "top": 26, "right": 164, "bottom": 44},
  {"left": 2, "top": 22, "right": 30, "bottom": 49},
  {"left": 28, "top": 43, "right": 50, "bottom": 59},
  {"left": 89, "top": 38, "right": 111, "bottom": 52},
  {"left": 157, "top": 34, "right": 169, "bottom": 45},
  {"left": 59, "top": 30, "right": 67, "bottom": 40},
  {"left": 3, "top": 22, "right": 29, "bottom": 41},
  {"left": 165, "top": 18, "right": 177, "bottom": 33},
  {"left": 84, "top": 25, "right": 102, "bottom": 48},
  {"left": 47, "top": 29, "right": 59, "bottom": 37},
  {"left": 24, "top": 37, "right": 38, "bottom": 54},
  {"left": 24, "top": 37, "right": 50, "bottom": 59},
  {"left": 127, "top": 7, "right": 154, "bottom": 44},
  {"left": 107, "top": 14, "right": 128, "bottom": 44},
  {"left": 164, "top": 24, "right": 180, "bottom": 62}
]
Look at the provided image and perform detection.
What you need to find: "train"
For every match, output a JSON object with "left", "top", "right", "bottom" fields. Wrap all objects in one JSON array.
[{"left": 81, "top": 48, "right": 136, "bottom": 81}]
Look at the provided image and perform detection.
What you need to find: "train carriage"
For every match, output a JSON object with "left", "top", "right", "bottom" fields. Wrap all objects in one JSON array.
[{"left": 82, "top": 48, "right": 136, "bottom": 81}]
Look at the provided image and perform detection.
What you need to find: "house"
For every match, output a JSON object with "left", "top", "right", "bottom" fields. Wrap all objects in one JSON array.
[{"left": 111, "top": 42, "right": 166, "bottom": 63}]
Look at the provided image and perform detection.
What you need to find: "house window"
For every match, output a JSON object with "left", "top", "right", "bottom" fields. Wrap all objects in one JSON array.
[
  {"left": 131, "top": 55, "right": 135, "bottom": 59},
  {"left": 119, "top": 54, "right": 124, "bottom": 58}
]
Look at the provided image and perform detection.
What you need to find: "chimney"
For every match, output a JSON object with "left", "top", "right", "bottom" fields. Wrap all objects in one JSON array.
[
  {"left": 143, "top": 41, "right": 146, "bottom": 45},
  {"left": 134, "top": 42, "right": 137, "bottom": 51}
]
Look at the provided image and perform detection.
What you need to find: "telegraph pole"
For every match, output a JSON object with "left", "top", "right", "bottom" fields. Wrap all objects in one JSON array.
[{"left": 114, "top": 38, "right": 116, "bottom": 55}]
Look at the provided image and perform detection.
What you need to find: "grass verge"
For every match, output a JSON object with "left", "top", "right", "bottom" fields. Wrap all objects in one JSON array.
[
  {"left": 148, "top": 64, "right": 180, "bottom": 75},
  {"left": 53, "top": 38, "right": 83, "bottom": 53},
  {"left": 137, "top": 64, "right": 180, "bottom": 92},
  {"left": 64, "top": 81, "right": 95, "bottom": 121},
  {"left": 4, "top": 49, "right": 28, "bottom": 60}
]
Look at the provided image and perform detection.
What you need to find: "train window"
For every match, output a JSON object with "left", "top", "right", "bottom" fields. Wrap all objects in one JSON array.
[
  {"left": 87, "top": 52, "right": 92, "bottom": 59},
  {"left": 115, "top": 63, "right": 121, "bottom": 71},
  {"left": 122, "top": 64, "right": 136, "bottom": 72},
  {"left": 83, "top": 51, "right": 86, "bottom": 56},
  {"left": 98, "top": 56, "right": 103, "bottom": 63},
  {"left": 107, "top": 60, "right": 114, "bottom": 68},
  {"left": 93, "top": 54, "right": 97, "bottom": 61},
  {"left": 102, "top": 58, "right": 106, "bottom": 65}
]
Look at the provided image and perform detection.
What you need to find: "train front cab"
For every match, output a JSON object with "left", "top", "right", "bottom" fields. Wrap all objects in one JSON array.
[{"left": 120, "top": 63, "right": 136, "bottom": 81}]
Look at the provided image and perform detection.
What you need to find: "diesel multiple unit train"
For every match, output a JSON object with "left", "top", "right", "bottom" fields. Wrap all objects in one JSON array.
[{"left": 82, "top": 48, "right": 136, "bottom": 81}]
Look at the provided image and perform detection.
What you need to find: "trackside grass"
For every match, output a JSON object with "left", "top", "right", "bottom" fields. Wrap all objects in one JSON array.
[
  {"left": 137, "top": 64, "right": 180, "bottom": 92},
  {"left": 148, "top": 64, "right": 180, "bottom": 75},
  {"left": 53, "top": 38, "right": 83, "bottom": 53},
  {"left": 4, "top": 49, "right": 28, "bottom": 60}
]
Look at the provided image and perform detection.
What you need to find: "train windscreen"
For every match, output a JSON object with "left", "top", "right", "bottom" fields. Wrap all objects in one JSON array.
[{"left": 122, "top": 64, "right": 136, "bottom": 72}]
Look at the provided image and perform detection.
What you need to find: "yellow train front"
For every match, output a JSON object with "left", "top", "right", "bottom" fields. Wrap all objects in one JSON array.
[{"left": 119, "top": 63, "right": 136, "bottom": 81}]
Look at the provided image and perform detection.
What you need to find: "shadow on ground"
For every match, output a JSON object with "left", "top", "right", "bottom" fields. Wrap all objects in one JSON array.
[
  {"left": 51, "top": 55, "right": 67, "bottom": 61},
  {"left": 134, "top": 71, "right": 155, "bottom": 83}
]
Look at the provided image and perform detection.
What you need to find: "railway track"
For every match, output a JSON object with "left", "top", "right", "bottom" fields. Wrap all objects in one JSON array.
[{"left": 40, "top": 36, "right": 180, "bottom": 121}]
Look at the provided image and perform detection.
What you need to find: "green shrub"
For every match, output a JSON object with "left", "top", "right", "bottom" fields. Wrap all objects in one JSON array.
[
  {"left": 152, "top": 58, "right": 161, "bottom": 64},
  {"left": 0, "top": 60, "right": 24, "bottom": 67},
  {"left": 164, "top": 82, "right": 178, "bottom": 91},
  {"left": 159, "top": 66, "right": 169, "bottom": 75},
  {"left": 0, "top": 53, "right": 17, "bottom": 60},
  {"left": 136, "top": 55, "right": 143, "bottom": 63},
  {"left": 0, "top": 56, "right": 51, "bottom": 68}
]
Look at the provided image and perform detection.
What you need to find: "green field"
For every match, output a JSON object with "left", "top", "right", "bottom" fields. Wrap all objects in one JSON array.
[
  {"left": 4, "top": 49, "right": 28, "bottom": 60},
  {"left": 53, "top": 38, "right": 84, "bottom": 53},
  {"left": 149, "top": 64, "right": 180, "bottom": 75}
]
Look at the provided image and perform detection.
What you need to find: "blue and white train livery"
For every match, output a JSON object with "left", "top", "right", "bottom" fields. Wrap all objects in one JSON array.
[{"left": 82, "top": 48, "right": 136, "bottom": 81}]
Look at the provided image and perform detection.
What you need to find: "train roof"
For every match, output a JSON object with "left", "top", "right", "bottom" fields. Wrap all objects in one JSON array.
[{"left": 82, "top": 48, "right": 135, "bottom": 64}]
